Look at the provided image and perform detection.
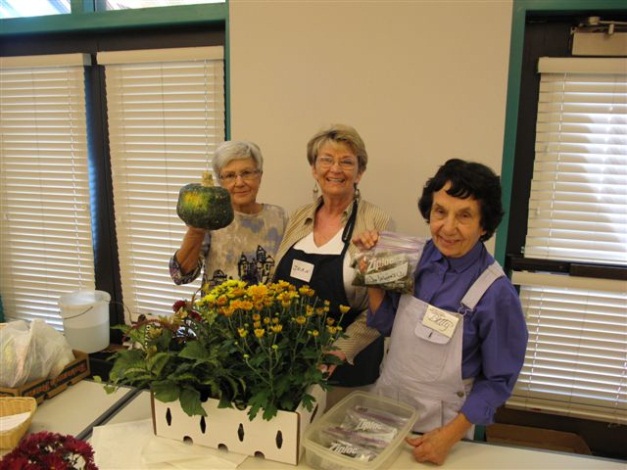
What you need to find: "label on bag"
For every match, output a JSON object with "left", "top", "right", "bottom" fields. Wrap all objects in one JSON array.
[{"left": 422, "top": 305, "right": 459, "bottom": 338}]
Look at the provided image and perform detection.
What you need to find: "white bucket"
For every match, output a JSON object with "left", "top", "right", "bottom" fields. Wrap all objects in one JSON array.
[{"left": 59, "top": 290, "right": 111, "bottom": 354}]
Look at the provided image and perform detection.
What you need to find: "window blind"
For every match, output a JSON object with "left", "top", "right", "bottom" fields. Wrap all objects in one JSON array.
[
  {"left": 0, "top": 54, "right": 93, "bottom": 329},
  {"left": 98, "top": 46, "right": 225, "bottom": 323},
  {"left": 510, "top": 57, "right": 627, "bottom": 424},
  {"left": 524, "top": 57, "right": 626, "bottom": 264}
]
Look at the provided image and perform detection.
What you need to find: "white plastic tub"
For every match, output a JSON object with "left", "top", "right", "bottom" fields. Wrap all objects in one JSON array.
[
  {"left": 58, "top": 290, "right": 110, "bottom": 353},
  {"left": 303, "top": 391, "right": 418, "bottom": 470}
]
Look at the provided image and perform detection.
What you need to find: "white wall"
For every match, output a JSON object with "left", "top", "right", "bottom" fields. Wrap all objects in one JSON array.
[{"left": 229, "top": 0, "right": 513, "bottom": 245}]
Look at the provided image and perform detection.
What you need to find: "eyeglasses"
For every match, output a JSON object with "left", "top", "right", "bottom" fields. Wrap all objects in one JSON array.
[
  {"left": 316, "top": 156, "right": 358, "bottom": 170},
  {"left": 219, "top": 169, "right": 261, "bottom": 184}
]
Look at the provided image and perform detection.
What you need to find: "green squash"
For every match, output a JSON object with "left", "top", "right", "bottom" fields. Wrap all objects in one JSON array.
[{"left": 176, "top": 172, "right": 234, "bottom": 230}]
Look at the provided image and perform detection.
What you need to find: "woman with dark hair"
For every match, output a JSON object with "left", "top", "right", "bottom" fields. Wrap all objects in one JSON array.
[{"left": 353, "top": 158, "right": 528, "bottom": 465}]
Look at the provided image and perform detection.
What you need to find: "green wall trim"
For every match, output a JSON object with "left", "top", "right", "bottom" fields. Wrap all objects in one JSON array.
[
  {"left": 224, "top": 0, "right": 231, "bottom": 140},
  {"left": 0, "top": 3, "right": 226, "bottom": 36},
  {"left": 495, "top": 0, "right": 627, "bottom": 265}
]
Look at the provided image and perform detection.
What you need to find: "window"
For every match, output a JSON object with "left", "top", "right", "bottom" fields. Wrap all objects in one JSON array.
[
  {"left": 523, "top": 58, "right": 626, "bottom": 265},
  {"left": 508, "top": 57, "right": 627, "bottom": 423},
  {"left": 0, "top": 7, "right": 226, "bottom": 331},
  {"left": 0, "top": 0, "right": 70, "bottom": 19},
  {"left": 99, "top": 46, "right": 225, "bottom": 322},
  {"left": 0, "top": 53, "right": 93, "bottom": 329},
  {"left": 0, "top": 46, "right": 225, "bottom": 329},
  {"left": 101, "top": 0, "right": 224, "bottom": 11},
  {"left": 0, "top": 0, "right": 225, "bottom": 19}
]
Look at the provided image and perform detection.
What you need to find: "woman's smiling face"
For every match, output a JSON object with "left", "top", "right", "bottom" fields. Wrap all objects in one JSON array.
[
  {"left": 429, "top": 182, "right": 486, "bottom": 258},
  {"left": 311, "top": 141, "right": 362, "bottom": 201},
  {"left": 219, "top": 157, "right": 261, "bottom": 212}
]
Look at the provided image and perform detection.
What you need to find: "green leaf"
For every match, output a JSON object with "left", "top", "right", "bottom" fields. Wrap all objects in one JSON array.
[
  {"left": 147, "top": 351, "right": 173, "bottom": 376},
  {"left": 179, "top": 340, "right": 211, "bottom": 361},
  {"left": 180, "top": 387, "right": 207, "bottom": 417},
  {"left": 152, "top": 382, "right": 180, "bottom": 402}
]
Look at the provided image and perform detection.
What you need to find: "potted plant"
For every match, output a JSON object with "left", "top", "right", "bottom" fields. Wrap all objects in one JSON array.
[{"left": 99, "top": 279, "right": 346, "bottom": 421}]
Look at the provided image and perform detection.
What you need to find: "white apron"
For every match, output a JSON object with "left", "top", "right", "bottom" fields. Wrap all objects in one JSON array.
[{"left": 373, "top": 262, "right": 505, "bottom": 439}]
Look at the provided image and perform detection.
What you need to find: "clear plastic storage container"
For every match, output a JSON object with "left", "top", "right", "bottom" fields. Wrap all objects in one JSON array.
[{"left": 303, "top": 391, "right": 418, "bottom": 470}]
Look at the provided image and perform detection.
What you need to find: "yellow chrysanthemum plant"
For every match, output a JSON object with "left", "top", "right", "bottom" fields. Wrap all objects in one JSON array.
[{"left": 99, "top": 280, "right": 347, "bottom": 421}]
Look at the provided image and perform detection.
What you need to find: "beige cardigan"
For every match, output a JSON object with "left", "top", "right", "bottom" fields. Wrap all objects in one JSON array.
[{"left": 275, "top": 197, "right": 393, "bottom": 363}]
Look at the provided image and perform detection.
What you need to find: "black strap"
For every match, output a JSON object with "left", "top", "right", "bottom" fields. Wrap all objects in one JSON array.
[{"left": 341, "top": 198, "right": 359, "bottom": 245}]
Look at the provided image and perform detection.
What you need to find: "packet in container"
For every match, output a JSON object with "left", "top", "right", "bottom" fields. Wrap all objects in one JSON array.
[
  {"left": 303, "top": 392, "right": 418, "bottom": 470},
  {"left": 352, "top": 232, "right": 425, "bottom": 293}
]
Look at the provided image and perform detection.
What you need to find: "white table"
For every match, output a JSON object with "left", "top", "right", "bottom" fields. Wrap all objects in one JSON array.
[
  {"left": 106, "top": 387, "right": 625, "bottom": 469},
  {"left": 6, "top": 380, "right": 624, "bottom": 469}
]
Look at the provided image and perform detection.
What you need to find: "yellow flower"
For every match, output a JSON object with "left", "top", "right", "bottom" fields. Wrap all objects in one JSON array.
[
  {"left": 240, "top": 300, "right": 254, "bottom": 311},
  {"left": 247, "top": 283, "right": 268, "bottom": 298},
  {"left": 295, "top": 315, "right": 306, "bottom": 325},
  {"left": 238, "top": 327, "right": 248, "bottom": 338},
  {"left": 220, "top": 305, "right": 235, "bottom": 317},
  {"left": 339, "top": 304, "right": 350, "bottom": 315},
  {"left": 270, "top": 324, "right": 283, "bottom": 333},
  {"left": 254, "top": 328, "right": 265, "bottom": 338},
  {"left": 298, "top": 285, "right": 315, "bottom": 297}
]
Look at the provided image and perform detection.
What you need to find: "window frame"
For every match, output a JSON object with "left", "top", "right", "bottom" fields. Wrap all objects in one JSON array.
[
  {"left": 495, "top": 0, "right": 627, "bottom": 458},
  {"left": 495, "top": 0, "right": 626, "bottom": 266}
]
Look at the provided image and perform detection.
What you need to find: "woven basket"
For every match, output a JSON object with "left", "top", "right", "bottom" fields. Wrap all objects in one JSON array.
[{"left": 0, "top": 396, "right": 37, "bottom": 450}]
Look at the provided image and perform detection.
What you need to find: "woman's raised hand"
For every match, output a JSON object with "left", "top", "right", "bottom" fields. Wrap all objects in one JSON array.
[{"left": 351, "top": 230, "right": 380, "bottom": 250}]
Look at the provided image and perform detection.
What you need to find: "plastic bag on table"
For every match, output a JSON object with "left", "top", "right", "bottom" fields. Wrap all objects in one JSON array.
[
  {"left": 0, "top": 319, "right": 74, "bottom": 388},
  {"left": 352, "top": 231, "right": 425, "bottom": 293}
]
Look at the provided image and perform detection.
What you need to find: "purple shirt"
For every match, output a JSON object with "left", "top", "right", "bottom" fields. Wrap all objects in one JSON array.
[{"left": 367, "top": 240, "right": 528, "bottom": 425}]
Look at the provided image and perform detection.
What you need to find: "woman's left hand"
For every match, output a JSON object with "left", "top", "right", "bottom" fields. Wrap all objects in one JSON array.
[
  {"left": 405, "top": 429, "right": 454, "bottom": 466},
  {"left": 351, "top": 230, "right": 380, "bottom": 250},
  {"left": 405, "top": 413, "right": 472, "bottom": 465},
  {"left": 320, "top": 349, "right": 347, "bottom": 377}
]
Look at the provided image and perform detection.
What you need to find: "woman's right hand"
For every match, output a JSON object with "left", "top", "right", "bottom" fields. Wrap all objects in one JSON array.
[
  {"left": 186, "top": 226, "right": 207, "bottom": 238},
  {"left": 175, "top": 226, "right": 208, "bottom": 274},
  {"left": 351, "top": 230, "right": 380, "bottom": 250}
]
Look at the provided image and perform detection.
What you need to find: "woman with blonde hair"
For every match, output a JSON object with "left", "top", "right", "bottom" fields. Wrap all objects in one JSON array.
[{"left": 274, "top": 124, "right": 393, "bottom": 408}]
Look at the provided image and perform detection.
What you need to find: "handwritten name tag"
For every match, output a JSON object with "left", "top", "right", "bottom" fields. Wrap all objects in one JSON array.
[
  {"left": 290, "top": 259, "right": 314, "bottom": 283},
  {"left": 422, "top": 305, "right": 460, "bottom": 339}
]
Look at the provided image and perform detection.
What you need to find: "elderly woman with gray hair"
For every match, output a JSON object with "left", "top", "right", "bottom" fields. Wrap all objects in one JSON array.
[{"left": 170, "top": 140, "right": 287, "bottom": 289}]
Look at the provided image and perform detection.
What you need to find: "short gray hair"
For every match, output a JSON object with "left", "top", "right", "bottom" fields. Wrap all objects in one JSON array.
[{"left": 212, "top": 140, "right": 264, "bottom": 175}]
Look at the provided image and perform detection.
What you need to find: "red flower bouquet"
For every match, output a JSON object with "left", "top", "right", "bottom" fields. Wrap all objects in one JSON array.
[{"left": 0, "top": 431, "right": 97, "bottom": 470}]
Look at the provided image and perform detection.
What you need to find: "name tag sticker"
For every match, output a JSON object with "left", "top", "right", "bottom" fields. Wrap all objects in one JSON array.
[
  {"left": 290, "top": 259, "right": 314, "bottom": 283},
  {"left": 422, "top": 305, "right": 460, "bottom": 339}
]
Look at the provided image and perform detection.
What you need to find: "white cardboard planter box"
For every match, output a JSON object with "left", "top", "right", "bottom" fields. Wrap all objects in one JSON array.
[{"left": 151, "top": 386, "right": 326, "bottom": 465}]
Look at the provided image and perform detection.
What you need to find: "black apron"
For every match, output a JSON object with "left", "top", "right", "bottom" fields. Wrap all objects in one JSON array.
[{"left": 273, "top": 200, "right": 384, "bottom": 387}]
